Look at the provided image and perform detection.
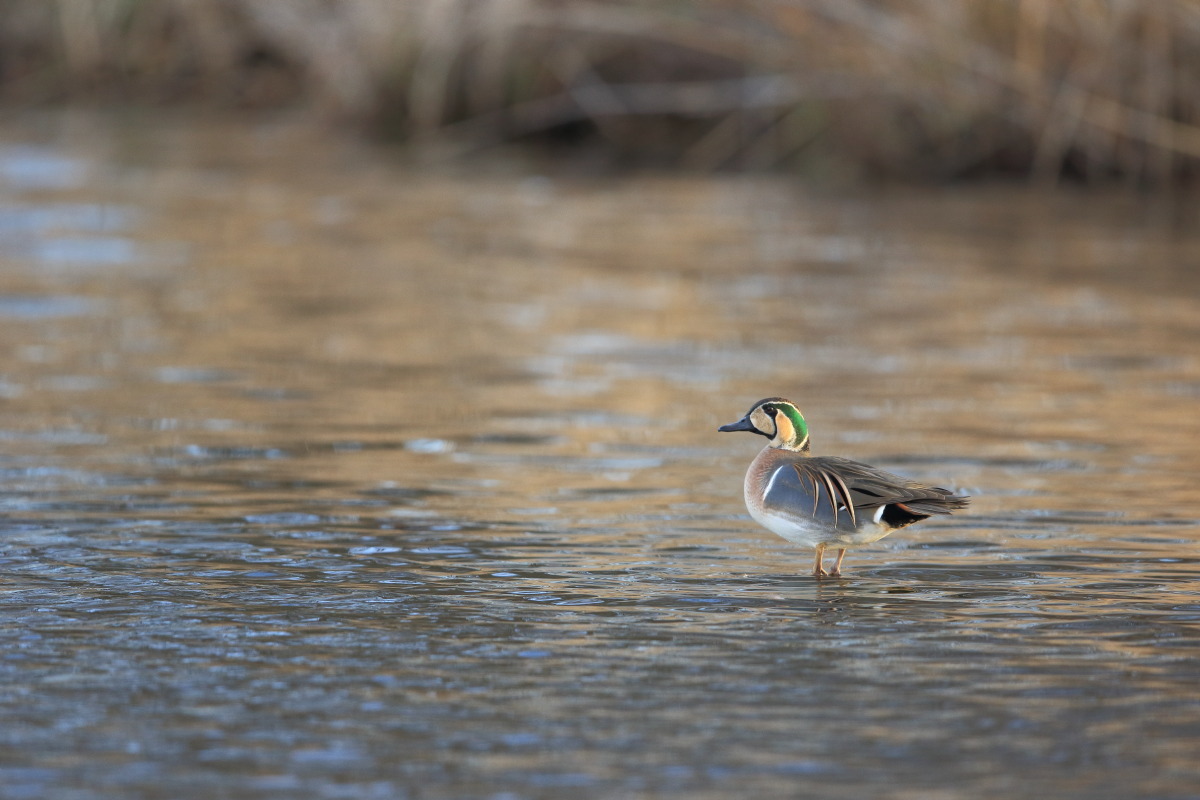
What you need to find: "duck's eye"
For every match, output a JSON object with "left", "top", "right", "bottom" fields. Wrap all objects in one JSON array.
[{"left": 761, "top": 405, "right": 775, "bottom": 417}]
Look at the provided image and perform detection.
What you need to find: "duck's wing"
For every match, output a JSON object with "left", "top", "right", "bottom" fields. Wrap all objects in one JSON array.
[
  {"left": 765, "top": 456, "right": 969, "bottom": 532},
  {"left": 759, "top": 458, "right": 864, "bottom": 532}
]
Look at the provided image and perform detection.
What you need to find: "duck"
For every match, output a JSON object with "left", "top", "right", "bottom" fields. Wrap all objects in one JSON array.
[{"left": 718, "top": 397, "right": 969, "bottom": 577}]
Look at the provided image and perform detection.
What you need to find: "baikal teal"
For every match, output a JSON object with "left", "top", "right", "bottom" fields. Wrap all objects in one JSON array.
[{"left": 719, "top": 397, "right": 969, "bottom": 577}]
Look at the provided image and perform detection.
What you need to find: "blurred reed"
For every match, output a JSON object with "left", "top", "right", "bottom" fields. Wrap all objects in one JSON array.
[{"left": 2, "top": 0, "right": 1198, "bottom": 183}]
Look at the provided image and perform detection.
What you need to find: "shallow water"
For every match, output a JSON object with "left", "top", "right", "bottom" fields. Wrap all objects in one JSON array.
[{"left": 1, "top": 112, "right": 1199, "bottom": 800}]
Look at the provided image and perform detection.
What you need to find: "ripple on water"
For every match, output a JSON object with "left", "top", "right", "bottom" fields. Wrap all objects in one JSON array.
[
  {"left": 0, "top": 294, "right": 101, "bottom": 318},
  {"left": 1, "top": 125, "right": 1199, "bottom": 799}
]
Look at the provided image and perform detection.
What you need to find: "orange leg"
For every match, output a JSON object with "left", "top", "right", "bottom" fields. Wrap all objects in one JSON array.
[
  {"left": 830, "top": 548, "right": 847, "bottom": 577},
  {"left": 812, "top": 543, "right": 828, "bottom": 577}
]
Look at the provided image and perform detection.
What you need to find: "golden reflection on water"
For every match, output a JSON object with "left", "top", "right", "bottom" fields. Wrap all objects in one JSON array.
[
  {"left": 2, "top": 115, "right": 1197, "bottom": 579},
  {"left": 1, "top": 114, "right": 1199, "bottom": 799}
]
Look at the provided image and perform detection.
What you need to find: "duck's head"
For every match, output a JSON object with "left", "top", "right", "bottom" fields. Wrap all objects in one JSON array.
[{"left": 718, "top": 397, "right": 810, "bottom": 451}]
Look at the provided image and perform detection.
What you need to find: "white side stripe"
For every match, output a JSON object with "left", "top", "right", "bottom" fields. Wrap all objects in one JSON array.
[{"left": 873, "top": 505, "right": 886, "bottom": 523}]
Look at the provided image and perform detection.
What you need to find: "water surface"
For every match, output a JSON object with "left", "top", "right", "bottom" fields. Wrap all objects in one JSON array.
[{"left": 1, "top": 113, "right": 1198, "bottom": 799}]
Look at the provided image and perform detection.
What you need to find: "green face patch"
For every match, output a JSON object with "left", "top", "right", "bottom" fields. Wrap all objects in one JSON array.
[{"left": 771, "top": 402, "right": 809, "bottom": 447}]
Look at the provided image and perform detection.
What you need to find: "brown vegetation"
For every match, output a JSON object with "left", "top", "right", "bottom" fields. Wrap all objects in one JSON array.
[{"left": 1, "top": 0, "right": 1198, "bottom": 183}]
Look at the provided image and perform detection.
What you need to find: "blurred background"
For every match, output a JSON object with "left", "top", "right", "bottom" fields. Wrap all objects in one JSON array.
[
  {"left": 2, "top": 0, "right": 1199, "bottom": 183},
  {"left": 1, "top": 3, "right": 1199, "bottom": 800}
]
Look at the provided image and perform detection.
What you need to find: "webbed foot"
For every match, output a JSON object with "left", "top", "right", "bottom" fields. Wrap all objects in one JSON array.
[
  {"left": 812, "top": 544, "right": 827, "bottom": 578},
  {"left": 829, "top": 548, "right": 847, "bottom": 577}
]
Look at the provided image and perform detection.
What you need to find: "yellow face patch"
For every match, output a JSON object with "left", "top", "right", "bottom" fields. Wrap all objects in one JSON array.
[{"left": 772, "top": 409, "right": 795, "bottom": 445}]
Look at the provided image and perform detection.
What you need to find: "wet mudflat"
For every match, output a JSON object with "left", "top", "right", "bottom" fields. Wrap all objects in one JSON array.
[{"left": 0, "top": 112, "right": 1198, "bottom": 799}]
